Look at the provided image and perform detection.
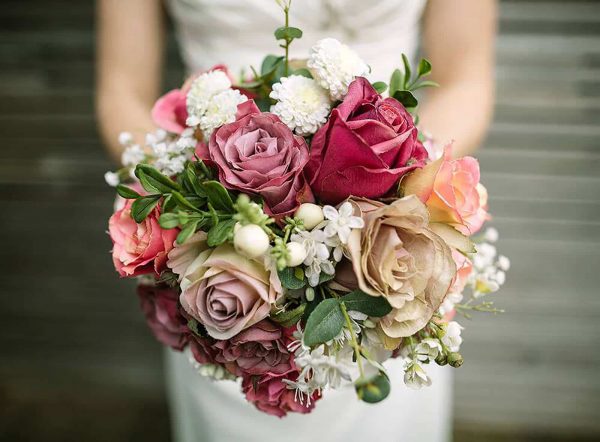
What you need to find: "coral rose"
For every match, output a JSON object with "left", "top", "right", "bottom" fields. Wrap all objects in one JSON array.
[
  {"left": 178, "top": 243, "right": 279, "bottom": 340},
  {"left": 108, "top": 199, "right": 177, "bottom": 277},
  {"left": 346, "top": 196, "right": 456, "bottom": 337},
  {"left": 401, "top": 145, "right": 489, "bottom": 235},
  {"left": 137, "top": 283, "right": 189, "bottom": 350},
  {"left": 208, "top": 100, "right": 314, "bottom": 219},
  {"left": 305, "top": 77, "right": 428, "bottom": 204},
  {"left": 213, "top": 320, "right": 293, "bottom": 377}
]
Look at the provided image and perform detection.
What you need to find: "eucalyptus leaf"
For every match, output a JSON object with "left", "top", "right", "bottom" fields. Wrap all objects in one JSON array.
[
  {"left": 207, "top": 218, "right": 236, "bottom": 247},
  {"left": 116, "top": 184, "right": 140, "bottom": 199},
  {"left": 341, "top": 290, "right": 392, "bottom": 317},
  {"left": 303, "top": 298, "right": 344, "bottom": 347},
  {"left": 372, "top": 81, "right": 388, "bottom": 94},
  {"left": 261, "top": 55, "right": 285, "bottom": 77},
  {"left": 278, "top": 267, "right": 306, "bottom": 290},
  {"left": 177, "top": 220, "right": 199, "bottom": 245},
  {"left": 274, "top": 26, "right": 303, "bottom": 41},
  {"left": 417, "top": 58, "right": 432, "bottom": 77},
  {"left": 355, "top": 372, "right": 391, "bottom": 404},
  {"left": 292, "top": 68, "right": 313, "bottom": 79},
  {"left": 272, "top": 304, "right": 306, "bottom": 327},
  {"left": 130, "top": 195, "right": 160, "bottom": 223},
  {"left": 203, "top": 181, "right": 235, "bottom": 212},
  {"left": 392, "top": 90, "right": 418, "bottom": 109}
]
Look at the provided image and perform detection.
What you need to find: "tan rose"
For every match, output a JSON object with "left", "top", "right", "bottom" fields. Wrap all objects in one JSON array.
[{"left": 346, "top": 196, "right": 456, "bottom": 338}]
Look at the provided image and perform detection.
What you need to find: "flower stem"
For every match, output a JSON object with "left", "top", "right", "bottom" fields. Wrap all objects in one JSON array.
[
  {"left": 284, "top": 5, "right": 290, "bottom": 77},
  {"left": 340, "top": 301, "right": 364, "bottom": 378}
]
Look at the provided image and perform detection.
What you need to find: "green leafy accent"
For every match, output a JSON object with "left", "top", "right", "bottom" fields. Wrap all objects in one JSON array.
[
  {"left": 355, "top": 372, "right": 391, "bottom": 404},
  {"left": 278, "top": 267, "right": 307, "bottom": 290},
  {"left": 158, "top": 212, "right": 180, "bottom": 229},
  {"left": 341, "top": 290, "right": 392, "bottom": 317},
  {"left": 372, "top": 81, "right": 388, "bottom": 94},
  {"left": 392, "top": 90, "right": 418, "bottom": 109},
  {"left": 203, "top": 181, "right": 235, "bottom": 212},
  {"left": 116, "top": 184, "right": 140, "bottom": 199},
  {"left": 303, "top": 298, "right": 344, "bottom": 347},
  {"left": 389, "top": 69, "right": 404, "bottom": 96},
  {"left": 130, "top": 195, "right": 160, "bottom": 223},
  {"left": 135, "top": 164, "right": 180, "bottom": 194},
  {"left": 207, "top": 218, "right": 236, "bottom": 247},
  {"left": 274, "top": 26, "right": 303, "bottom": 41},
  {"left": 271, "top": 304, "right": 306, "bottom": 327},
  {"left": 177, "top": 220, "right": 199, "bottom": 245},
  {"left": 292, "top": 68, "right": 313, "bottom": 79},
  {"left": 417, "top": 58, "right": 432, "bottom": 77},
  {"left": 261, "top": 55, "right": 285, "bottom": 78}
]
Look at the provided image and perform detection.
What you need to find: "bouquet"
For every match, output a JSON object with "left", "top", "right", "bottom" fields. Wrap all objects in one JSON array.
[{"left": 105, "top": 1, "right": 509, "bottom": 417}]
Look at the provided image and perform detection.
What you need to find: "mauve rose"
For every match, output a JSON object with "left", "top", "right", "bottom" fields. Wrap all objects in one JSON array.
[
  {"left": 137, "top": 283, "right": 188, "bottom": 350},
  {"left": 189, "top": 335, "right": 218, "bottom": 365},
  {"left": 402, "top": 145, "right": 490, "bottom": 235},
  {"left": 242, "top": 372, "right": 319, "bottom": 418},
  {"left": 346, "top": 196, "right": 456, "bottom": 338},
  {"left": 208, "top": 100, "right": 314, "bottom": 218},
  {"left": 213, "top": 320, "right": 292, "bottom": 377},
  {"left": 179, "top": 243, "right": 279, "bottom": 340},
  {"left": 108, "top": 199, "right": 177, "bottom": 277},
  {"left": 305, "top": 77, "right": 428, "bottom": 204}
]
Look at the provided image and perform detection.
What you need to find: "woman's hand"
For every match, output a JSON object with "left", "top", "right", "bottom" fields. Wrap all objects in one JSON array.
[
  {"left": 96, "top": 0, "right": 165, "bottom": 163},
  {"left": 420, "top": 0, "right": 497, "bottom": 157}
]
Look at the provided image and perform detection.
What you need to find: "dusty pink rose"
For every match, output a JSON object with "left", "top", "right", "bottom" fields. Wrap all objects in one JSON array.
[
  {"left": 346, "top": 196, "right": 456, "bottom": 338},
  {"left": 243, "top": 373, "right": 319, "bottom": 418},
  {"left": 402, "top": 145, "right": 490, "bottom": 235},
  {"left": 137, "top": 283, "right": 188, "bottom": 350},
  {"left": 179, "top": 243, "right": 279, "bottom": 340},
  {"left": 213, "top": 320, "right": 292, "bottom": 377},
  {"left": 108, "top": 199, "right": 177, "bottom": 277},
  {"left": 305, "top": 77, "right": 428, "bottom": 204},
  {"left": 208, "top": 100, "right": 314, "bottom": 218}
]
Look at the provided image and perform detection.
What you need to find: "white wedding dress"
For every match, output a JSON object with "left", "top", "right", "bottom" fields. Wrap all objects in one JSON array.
[{"left": 164, "top": 1, "right": 452, "bottom": 441}]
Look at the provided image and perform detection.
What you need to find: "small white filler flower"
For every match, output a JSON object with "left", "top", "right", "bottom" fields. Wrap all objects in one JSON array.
[
  {"left": 307, "top": 38, "right": 370, "bottom": 101},
  {"left": 323, "top": 201, "right": 365, "bottom": 244},
  {"left": 270, "top": 75, "right": 331, "bottom": 136}
]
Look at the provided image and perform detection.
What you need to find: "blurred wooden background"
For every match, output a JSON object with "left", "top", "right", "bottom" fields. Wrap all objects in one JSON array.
[{"left": 1, "top": 0, "right": 599, "bottom": 441}]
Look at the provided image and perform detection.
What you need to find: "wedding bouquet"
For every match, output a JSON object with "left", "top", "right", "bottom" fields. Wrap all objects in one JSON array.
[{"left": 105, "top": 1, "right": 508, "bottom": 417}]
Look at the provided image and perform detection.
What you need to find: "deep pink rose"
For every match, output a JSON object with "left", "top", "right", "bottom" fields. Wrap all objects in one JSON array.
[
  {"left": 189, "top": 335, "right": 218, "bottom": 365},
  {"left": 137, "top": 283, "right": 188, "bottom": 350},
  {"left": 208, "top": 100, "right": 314, "bottom": 218},
  {"left": 242, "top": 372, "right": 320, "bottom": 418},
  {"left": 213, "top": 320, "right": 293, "bottom": 377},
  {"left": 108, "top": 199, "right": 177, "bottom": 277},
  {"left": 305, "top": 77, "right": 428, "bottom": 204},
  {"left": 151, "top": 89, "right": 188, "bottom": 134}
]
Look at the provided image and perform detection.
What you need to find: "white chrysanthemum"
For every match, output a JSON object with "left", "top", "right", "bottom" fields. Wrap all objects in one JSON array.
[
  {"left": 270, "top": 75, "right": 331, "bottom": 135},
  {"left": 186, "top": 70, "right": 232, "bottom": 126},
  {"left": 307, "top": 38, "right": 370, "bottom": 101},
  {"left": 197, "top": 89, "right": 247, "bottom": 136}
]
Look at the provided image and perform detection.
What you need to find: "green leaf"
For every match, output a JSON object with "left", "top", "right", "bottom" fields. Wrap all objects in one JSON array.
[
  {"left": 292, "top": 68, "right": 313, "bottom": 79},
  {"left": 318, "top": 272, "right": 335, "bottom": 285},
  {"left": 355, "top": 372, "right": 391, "bottom": 404},
  {"left": 170, "top": 191, "right": 200, "bottom": 212},
  {"left": 389, "top": 69, "right": 404, "bottom": 96},
  {"left": 278, "top": 267, "right": 307, "bottom": 290},
  {"left": 187, "top": 318, "right": 208, "bottom": 338},
  {"left": 341, "top": 290, "right": 392, "bottom": 317},
  {"left": 271, "top": 304, "right": 306, "bottom": 327},
  {"left": 261, "top": 55, "right": 285, "bottom": 77},
  {"left": 135, "top": 164, "right": 181, "bottom": 194},
  {"left": 116, "top": 184, "right": 140, "bottom": 199},
  {"left": 203, "top": 181, "right": 235, "bottom": 212},
  {"left": 185, "top": 163, "right": 206, "bottom": 197},
  {"left": 161, "top": 193, "right": 176, "bottom": 212},
  {"left": 372, "top": 81, "right": 388, "bottom": 94},
  {"left": 401, "top": 53, "right": 412, "bottom": 89},
  {"left": 303, "top": 298, "right": 344, "bottom": 347},
  {"left": 274, "top": 26, "right": 303, "bottom": 41},
  {"left": 417, "top": 58, "right": 432, "bottom": 77},
  {"left": 130, "top": 195, "right": 160, "bottom": 223},
  {"left": 411, "top": 80, "right": 440, "bottom": 91},
  {"left": 207, "top": 218, "right": 236, "bottom": 247},
  {"left": 177, "top": 220, "right": 199, "bottom": 245},
  {"left": 392, "top": 90, "right": 418, "bottom": 109},
  {"left": 158, "top": 212, "right": 180, "bottom": 229}
]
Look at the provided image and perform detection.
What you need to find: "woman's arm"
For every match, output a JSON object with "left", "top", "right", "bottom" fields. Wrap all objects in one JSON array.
[
  {"left": 96, "top": 0, "right": 165, "bottom": 163},
  {"left": 419, "top": 0, "right": 497, "bottom": 157}
]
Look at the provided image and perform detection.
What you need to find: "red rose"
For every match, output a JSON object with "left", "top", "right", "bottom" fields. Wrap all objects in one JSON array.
[
  {"left": 305, "top": 77, "right": 428, "bottom": 204},
  {"left": 137, "top": 283, "right": 189, "bottom": 350},
  {"left": 208, "top": 101, "right": 314, "bottom": 219}
]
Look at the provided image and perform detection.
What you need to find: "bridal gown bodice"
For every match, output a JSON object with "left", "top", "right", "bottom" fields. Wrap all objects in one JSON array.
[{"left": 164, "top": 1, "right": 452, "bottom": 441}]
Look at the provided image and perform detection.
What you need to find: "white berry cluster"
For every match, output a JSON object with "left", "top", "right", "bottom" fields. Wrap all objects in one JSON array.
[
  {"left": 185, "top": 70, "right": 247, "bottom": 138},
  {"left": 307, "top": 38, "right": 370, "bottom": 101},
  {"left": 270, "top": 75, "right": 331, "bottom": 136}
]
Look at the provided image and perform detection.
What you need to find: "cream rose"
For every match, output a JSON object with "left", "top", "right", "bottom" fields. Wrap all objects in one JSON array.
[{"left": 346, "top": 196, "right": 456, "bottom": 338}]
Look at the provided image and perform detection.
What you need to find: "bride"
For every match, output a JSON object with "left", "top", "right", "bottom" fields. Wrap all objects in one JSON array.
[{"left": 96, "top": 1, "right": 496, "bottom": 441}]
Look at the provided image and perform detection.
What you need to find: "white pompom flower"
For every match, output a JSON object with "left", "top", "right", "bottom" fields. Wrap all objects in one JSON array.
[
  {"left": 197, "top": 89, "right": 247, "bottom": 136},
  {"left": 270, "top": 75, "right": 331, "bottom": 136},
  {"left": 307, "top": 38, "right": 370, "bottom": 101}
]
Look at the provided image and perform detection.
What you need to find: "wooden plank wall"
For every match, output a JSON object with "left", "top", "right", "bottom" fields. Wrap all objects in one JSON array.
[{"left": 0, "top": 1, "right": 598, "bottom": 441}]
